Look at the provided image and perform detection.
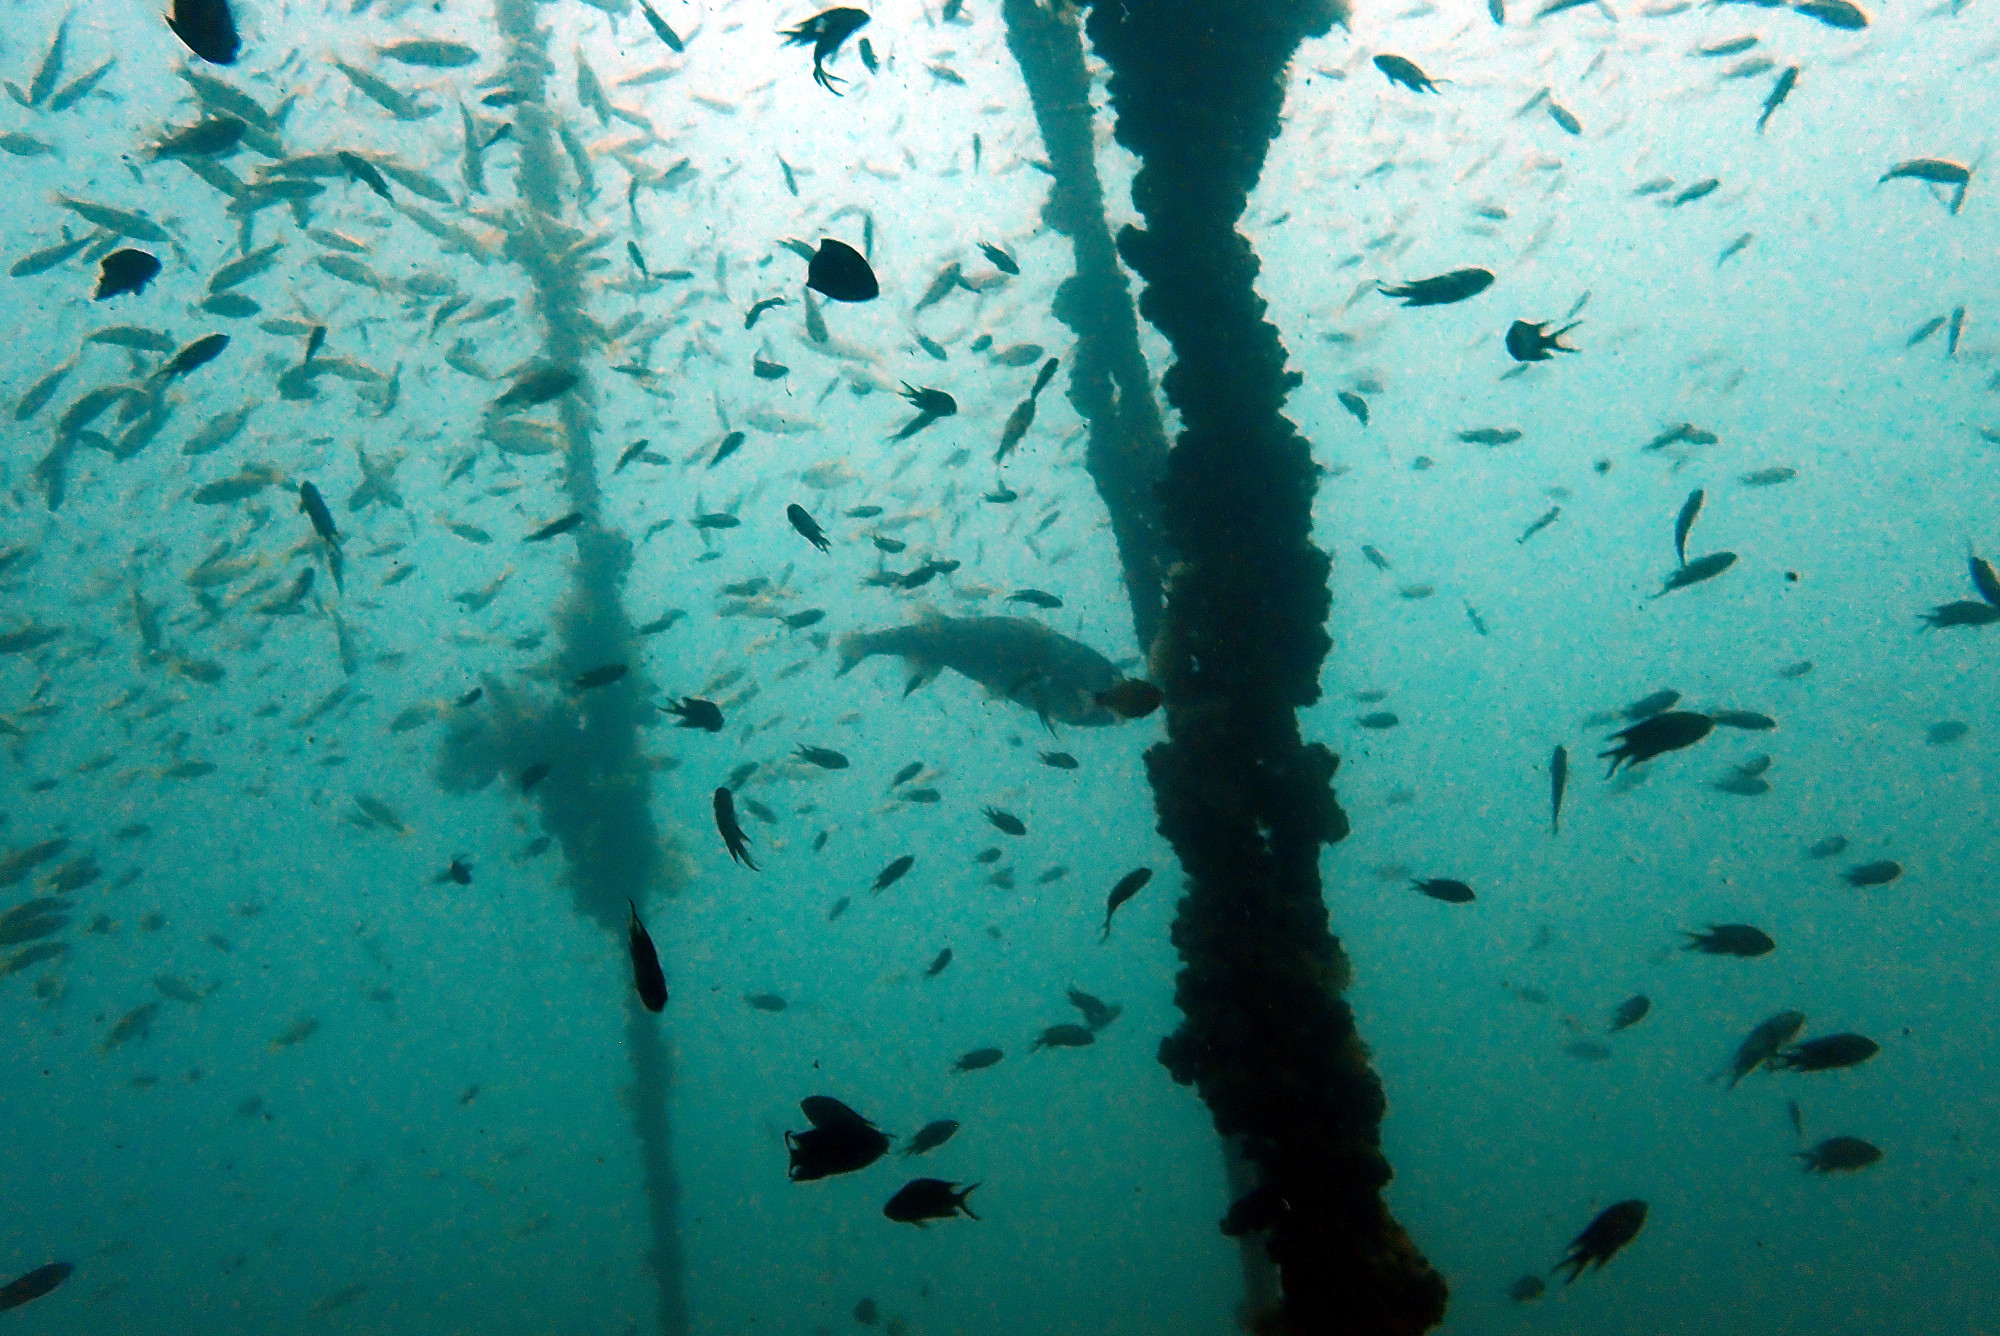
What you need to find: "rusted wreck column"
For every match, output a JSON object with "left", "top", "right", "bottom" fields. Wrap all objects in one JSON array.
[
  {"left": 1081, "top": 0, "right": 1449, "bottom": 1331},
  {"left": 1000, "top": 0, "right": 1173, "bottom": 649}
]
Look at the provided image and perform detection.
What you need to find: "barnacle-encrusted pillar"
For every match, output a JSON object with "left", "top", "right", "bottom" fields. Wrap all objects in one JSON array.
[
  {"left": 1000, "top": 0, "right": 1172, "bottom": 650},
  {"left": 1082, "top": 0, "right": 1449, "bottom": 1331},
  {"left": 484, "top": 3, "right": 686, "bottom": 1334}
]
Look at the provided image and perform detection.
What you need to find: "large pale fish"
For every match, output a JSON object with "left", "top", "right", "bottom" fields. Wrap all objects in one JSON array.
[{"left": 837, "top": 615, "right": 1120, "bottom": 726}]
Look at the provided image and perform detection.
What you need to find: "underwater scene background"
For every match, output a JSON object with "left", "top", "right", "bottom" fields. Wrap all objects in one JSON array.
[{"left": 0, "top": 0, "right": 1994, "bottom": 1332}]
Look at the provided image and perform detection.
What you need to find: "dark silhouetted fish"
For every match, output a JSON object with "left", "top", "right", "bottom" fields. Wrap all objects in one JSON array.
[
  {"left": 0, "top": 1262, "right": 73, "bottom": 1314},
  {"left": 667, "top": 698, "right": 723, "bottom": 732},
  {"left": 1842, "top": 860, "right": 1900, "bottom": 887},
  {"left": 883, "top": 1178, "right": 978, "bottom": 1224},
  {"left": 1797, "top": 1136, "right": 1881, "bottom": 1172},
  {"left": 1600, "top": 712, "right": 1713, "bottom": 775},
  {"left": 1373, "top": 54, "right": 1441, "bottom": 93},
  {"left": 1608, "top": 995, "right": 1650, "bottom": 1031},
  {"left": 1757, "top": 66, "right": 1798, "bottom": 132},
  {"left": 904, "top": 1119, "right": 959, "bottom": 1156},
  {"left": 1555, "top": 1200, "right": 1646, "bottom": 1282},
  {"left": 158, "top": 333, "right": 229, "bottom": 380},
  {"left": 872, "top": 855, "right": 914, "bottom": 893},
  {"left": 1773, "top": 1033, "right": 1878, "bottom": 1072},
  {"left": 1920, "top": 600, "right": 2000, "bottom": 630},
  {"left": 1710, "top": 710, "right": 1775, "bottom": 730},
  {"left": 1716, "top": 1010, "right": 1806, "bottom": 1088},
  {"left": 983, "top": 807, "right": 1025, "bottom": 836},
  {"left": 1380, "top": 268, "right": 1492, "bottom": 306},
  {"left": 806, "top": 238, "right": 877, "bottom": 301},
  {"left": 95, "top": 249, "right": 161, "bottom": 300},
  {"left": 1101, "top": 868, "right": 1151, "bottom": 940},
  {"left": 1413, "top": 878, "right": 1474, "bottom": 904},
  {"left": 978, "top": 242, "right": 1018, "bottom": 274},
  {"left": 524, "top": 512, "right": 584, "bottom": 542},
  {"left": 1550, "top": 745, "right": 1568, "bottom": 835},
  {"left": 168, "top": 0, "right": 240, "bottom": 64},
  {"left": 628, "top": 900, "right": 668, "bottom": 1012},
  {"left": 787, "top": 503, "right": 831, "bottom": 552},
  {"left": 573, "top": 664, "right": 627, "bottom": 691},
  {"left": 494, "top": 366, "right": 577, "bottom": 407},
  {"left": 1683, "top": 924, "right": 1775, "bottom": 957},
  {"left": 1657, "top": 551, "right": 1736, "bottom": 595},
  {"left": 1505, "top": 319, "right": 1579, "bottom": 362},
  {"left": 782, "top": 8, "right": 870, "bottom": 93},
  {"left": 715, "top": 787, "right": 758, "bottom": 870},
  {"left": 787, "top": 1096, "right": 890, "bottom": 1180},
  {"left": 952, "top": 1047, "right": 1003, "bottom": 1072}
]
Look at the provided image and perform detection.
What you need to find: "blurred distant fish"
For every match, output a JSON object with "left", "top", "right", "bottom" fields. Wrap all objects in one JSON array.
[
  {"left": 1878, "top": 158, "right": 1970, "bottom": 214},
  {"left": 1798, "top": 1136, "right": 1881, "bottom": 1173},
  {"left": 1656, "top": 551, "right": 1736, "bottom": 595},
  {"left": 1671, "top": 179, "right": 1720, "bottom": 207},
  {"left": 1757, "top": 67, "right": 1797, "bottom": 132},
  {"left": 0, "top": 1262, "right": 73, "bottom": 1314},
  {"left": 1608, "top": 995, "right": 1649, "bottom": 1031},
  {"left": 378, "top": 38, "right": 480, "bottom": 68},
  {"left": 1794, "top": 0, "right": 1867, "bottom": 29},
  {"left": 1673, "top": 489, "right": 1703, "bottom": 565},
  {"left": 1907, "top": 315, "right": 1946, "bottom": 347},
  {"left": 1715, "top": 1009, "right": 1806, "bottom": 1087},
  {"left": 636, "top": 0, "right": 685, "bottom": 51},
  {"left": 1517, "top": 506, "right": 1560, "bottom": 545}
]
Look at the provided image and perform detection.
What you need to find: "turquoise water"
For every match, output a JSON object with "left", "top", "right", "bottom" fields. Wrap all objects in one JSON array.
[{"left": 0, "top": 0, "right": 1990, "bottom": 1332}]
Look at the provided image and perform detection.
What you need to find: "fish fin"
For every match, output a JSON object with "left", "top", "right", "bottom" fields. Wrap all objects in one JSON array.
[{"left": 834, "top": 631, "right": 874, "bottom": 675}]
